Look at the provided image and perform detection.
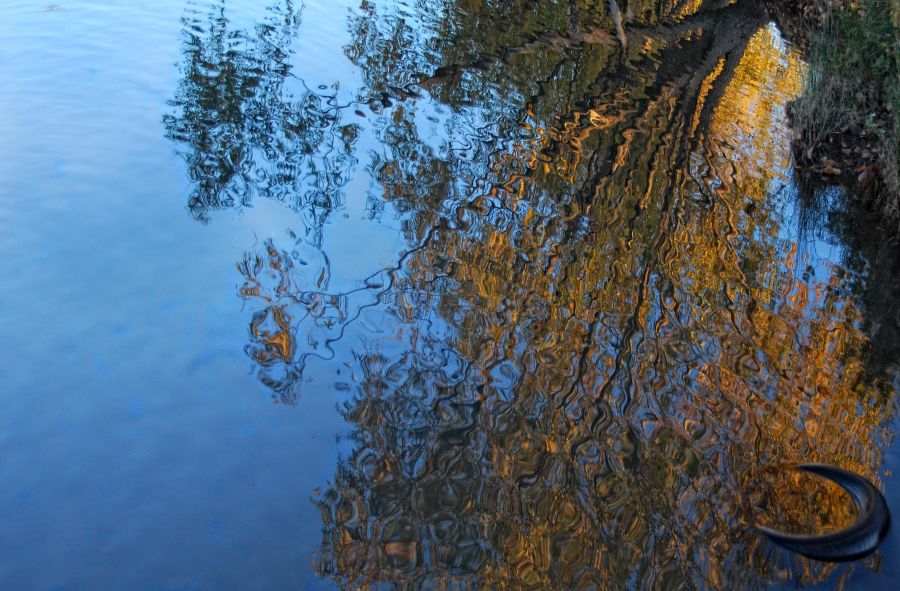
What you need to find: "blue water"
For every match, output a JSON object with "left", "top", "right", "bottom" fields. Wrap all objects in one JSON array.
[{"left": 1, "top": 1, "right": 898, "bottom": 589}]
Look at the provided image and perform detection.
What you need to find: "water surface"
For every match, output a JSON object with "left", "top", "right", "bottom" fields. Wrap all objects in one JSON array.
[{"left": 1, "top": 1, "right": 899, "bottom": 589}]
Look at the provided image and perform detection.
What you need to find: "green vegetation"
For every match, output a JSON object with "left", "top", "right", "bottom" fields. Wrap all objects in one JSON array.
[{"left": 790, "top": 0, "right": 900, "bottom": 223}]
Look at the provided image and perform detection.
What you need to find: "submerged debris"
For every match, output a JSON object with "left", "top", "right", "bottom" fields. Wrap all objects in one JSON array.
[{"left": 759, "top": 464, "right": 891, "bottom": 562}]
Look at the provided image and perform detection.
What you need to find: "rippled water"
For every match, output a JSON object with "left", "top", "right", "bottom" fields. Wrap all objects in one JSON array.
[{"left": 2, "top": 1, "right": 900, "bottom": 589}]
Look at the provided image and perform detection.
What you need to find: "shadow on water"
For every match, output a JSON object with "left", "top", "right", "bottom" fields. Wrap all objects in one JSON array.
[{"left": 164, "top": 0, "right": 899, "bottom": 588}]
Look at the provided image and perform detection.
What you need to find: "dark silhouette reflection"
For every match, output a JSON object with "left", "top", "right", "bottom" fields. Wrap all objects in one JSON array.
[
  {"left": 163, "top": 0, "right": 359, "bottom": 233},
  {"left": 795, "top": 186, "right": 900, "bottom": 381},
  {"left": 165, "top": 0, "right": 898, "bottom": 588}
]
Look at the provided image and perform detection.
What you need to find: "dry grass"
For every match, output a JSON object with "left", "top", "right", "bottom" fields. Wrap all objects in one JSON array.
[{"left": 790, "top": 0, "right": 900, "bottom": 229}]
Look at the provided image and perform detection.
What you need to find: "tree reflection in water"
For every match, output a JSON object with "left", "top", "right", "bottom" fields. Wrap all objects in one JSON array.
[
  {"left": 165, "top": 0, "right": 898, "bottom": 588},
  {"left": 163, "top": 0, "right": 359, "bottom": 236}
]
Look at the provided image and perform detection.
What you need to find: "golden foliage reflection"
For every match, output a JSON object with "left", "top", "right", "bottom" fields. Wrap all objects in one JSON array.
[{"left": 166, "top": 1, "right": 898, "bottom": 589}]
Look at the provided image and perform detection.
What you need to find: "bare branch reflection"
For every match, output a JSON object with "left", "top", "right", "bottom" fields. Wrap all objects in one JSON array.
[{"left": 164, "top": 0, "right": 898, "bottom": 588}]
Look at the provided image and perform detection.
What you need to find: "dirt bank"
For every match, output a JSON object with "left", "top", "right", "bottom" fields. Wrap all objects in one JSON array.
[{"left": 775, "top": 0, "right": 899, "bottom": 229}]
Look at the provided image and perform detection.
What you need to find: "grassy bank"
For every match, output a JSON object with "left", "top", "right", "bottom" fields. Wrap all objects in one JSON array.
[{"left": 789, "top": 0, "right": 900, "bottom": 227}]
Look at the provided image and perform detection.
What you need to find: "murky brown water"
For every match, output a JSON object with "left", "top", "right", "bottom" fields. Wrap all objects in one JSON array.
[{"left": 2, "top": 0, "right": 899, "bottom": 589}]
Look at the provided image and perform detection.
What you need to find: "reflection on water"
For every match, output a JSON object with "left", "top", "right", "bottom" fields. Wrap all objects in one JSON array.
[
  {"left": 163, "top": 0, "right": 899, "bottom": 588},
  {"left": 164, "top": 0, "right": 359, "bottom": 235}
]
